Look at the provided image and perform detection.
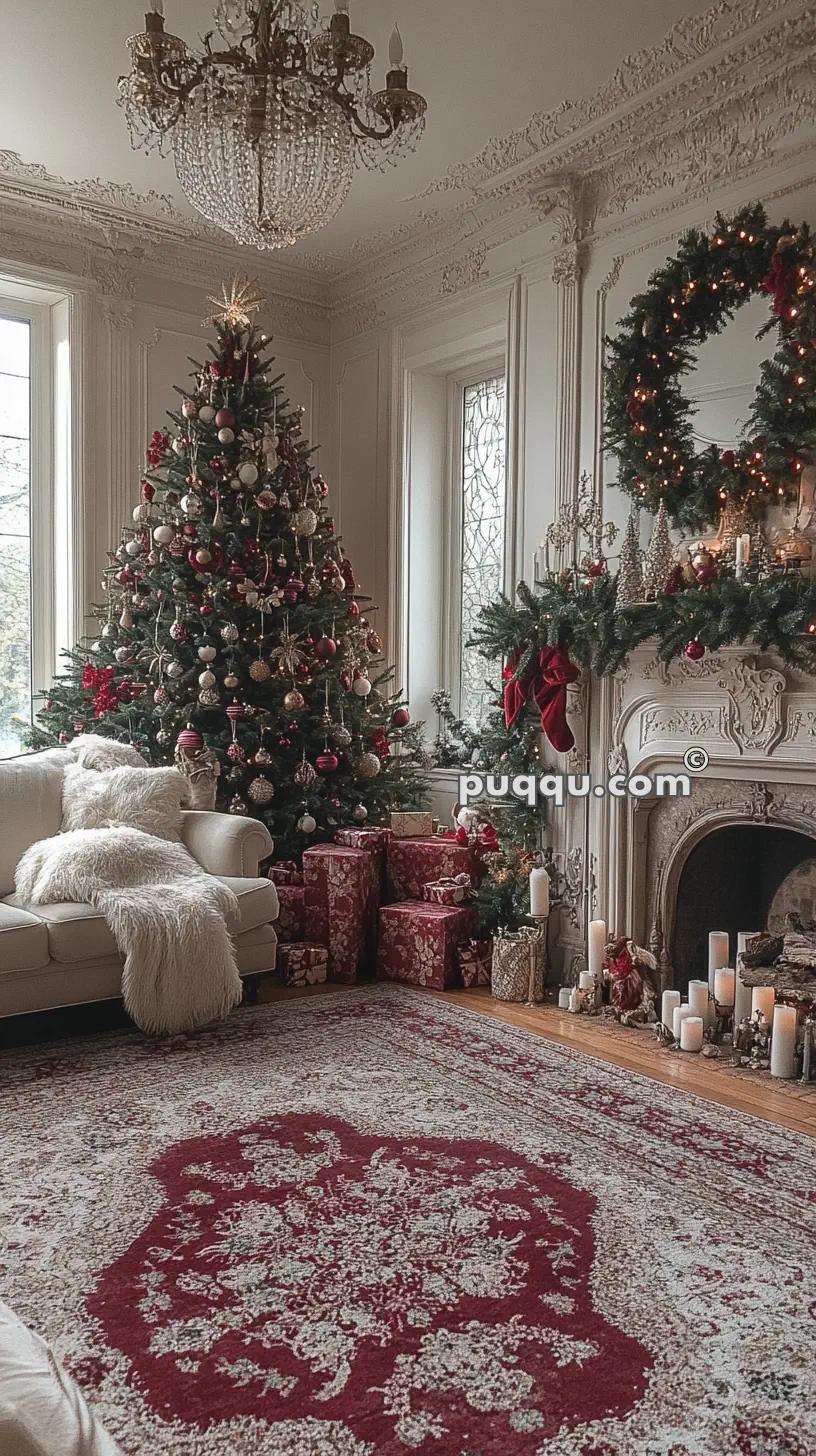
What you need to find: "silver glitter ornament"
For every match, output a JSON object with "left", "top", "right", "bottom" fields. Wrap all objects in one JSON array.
[
  {"left": 248, "top": 776, "right": 274, "bottom": 804},
  {"left": 294, "top": 759, "right": 317, "bottom": 789},
  {"left": 356, "top": 752, "right": 381, "bottom": 780}
]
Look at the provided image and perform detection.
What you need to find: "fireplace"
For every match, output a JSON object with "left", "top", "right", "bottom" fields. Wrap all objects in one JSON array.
[
  {"left": 557, "top": 644, "right": 816, "bottom": 989},
  {"left": 672, "top": 824, "right": 816, "bottom": 997}
]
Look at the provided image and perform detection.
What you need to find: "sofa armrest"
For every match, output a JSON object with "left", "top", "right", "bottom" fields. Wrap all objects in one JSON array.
[{"left": 181, "top": 811, "right": 273, "bottom": 878}]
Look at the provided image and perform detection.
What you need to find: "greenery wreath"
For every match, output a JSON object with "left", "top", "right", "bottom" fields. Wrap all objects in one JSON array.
[{"left": 605, "top": 203, "right": 816, "bottom": 532}]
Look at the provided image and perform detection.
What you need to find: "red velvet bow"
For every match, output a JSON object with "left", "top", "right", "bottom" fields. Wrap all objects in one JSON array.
[{"left": 503, "top": 644, "right": 580, "bottom": 753}]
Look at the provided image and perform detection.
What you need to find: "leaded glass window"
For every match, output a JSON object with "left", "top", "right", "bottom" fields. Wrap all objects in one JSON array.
[{"left": 459, "top": 375, "right": 506, "bottom": 727}]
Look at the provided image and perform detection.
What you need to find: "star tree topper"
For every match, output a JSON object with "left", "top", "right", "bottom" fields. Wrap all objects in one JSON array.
[{"left": 205, "top": 275, "right": 265, "bottom": 330}]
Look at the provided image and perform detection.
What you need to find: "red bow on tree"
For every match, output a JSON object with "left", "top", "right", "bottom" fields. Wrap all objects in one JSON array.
[{"left": 503, "top": 644, "right": 580, "bottom": 753}]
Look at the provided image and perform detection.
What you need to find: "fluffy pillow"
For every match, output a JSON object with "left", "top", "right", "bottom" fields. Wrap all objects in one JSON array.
[
  {"left": 15, "top": 826, "right": 205, "bottom": 905},
  {"left": 69, "top": 733, "right": 146, "bottom": 772},
  {"left": 61, "top": 764, "right": 190, "bottom": 842}
]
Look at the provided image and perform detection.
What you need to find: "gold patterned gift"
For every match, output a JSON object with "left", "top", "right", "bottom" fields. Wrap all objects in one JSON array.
[
  {"left": 491, "top": 930, "right": 546, "bottom": 1003},
  {"left": 390, "top": 811, "right": 434, "bottom": 839}
]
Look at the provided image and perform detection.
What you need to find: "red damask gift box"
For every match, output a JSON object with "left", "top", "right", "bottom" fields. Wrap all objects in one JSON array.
[
  {"left": 277, "top": 942, "right": 329, "bottom": 987},
  {"left": 334, "top": 827, "right": 393, "bottom": 853},
  {"left": 302, "top": 844, "right": 379, "bottom": 984},
  {"left": 387, "top": 837, "right": 479, "bottom": 903},
  {"left": 376, "top": 901, "right": 475, "bottom": 990},
  {"left": 268, "top": 861, "right": 303, "bottom": 886},
  {"left": 422, "top": 874, "right": 472, "bottom": 906},
  {"left": 275, "top": 885, "right": 305, "bottom": 943}
]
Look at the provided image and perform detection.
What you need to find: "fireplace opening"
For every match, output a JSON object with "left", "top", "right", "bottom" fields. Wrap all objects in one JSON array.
[{"left": 671, "top": 824, "right": 816, "bottom": 996}]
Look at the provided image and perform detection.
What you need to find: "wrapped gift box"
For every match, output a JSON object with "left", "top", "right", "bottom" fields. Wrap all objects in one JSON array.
[
  {"left": 387, "top": 837, "right": 479, "bottom": 903},
  {"left": 277, "top": 942, "right": 329, "bottom": 987},
  {"left": 275, "top": 885, "right": 305, "bottom": 943},
  {"left": 422, "top": 874, "right": 472, "bottom": 906},
  {"left": 268, "top": 861, "right": 303, "bottom": 886},
  {"left": 303, "top": 844, "right": 379, "bottom": 984},
  {"left": 390, "top": 811, "right": 434, "bottom": 839},
  {"left": 458, "top": 937, "right": 492, "bottom": 988},
  {"left": 334, "top": 827, "right": 392, "bottom": 853},
  {"left": 377, "top": 902, "right": 475, "bottom": 990}
]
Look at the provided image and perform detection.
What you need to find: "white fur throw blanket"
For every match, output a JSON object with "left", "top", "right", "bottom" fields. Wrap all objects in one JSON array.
[{"left": 15, "top": 736, "right": 242, "bottom": 1036}]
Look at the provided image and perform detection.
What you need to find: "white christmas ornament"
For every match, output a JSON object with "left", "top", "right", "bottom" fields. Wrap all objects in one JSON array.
[
  {"left": 180, "top": 493, "right": 202, "bottom": 517},
  {"left": 218, "top": 427, "right": 235, "bottom": 445},
  {"left": 352, "top": 804, "right": 368, "bottom": 822},
  {"left": 153, "top": 524, "right": 175, "bottom": 546},
  {"left": 352, "top": 676, "right": 372, "bottom": 697},
  {"left": 198, "top": 670, "right": 216, "bottom": 689},
  {"left": 132, "top": 503, "right": 153, "bottom": 524},
  {"left": 166, "top": 660, "right": 184, "bottom": 679},
  {"left": 198, "top": 404, "right": 216, "bottom": 424},
  {"left": 298, "top": 813, "right": 317, "bottom": 834},
  {"left": 172, "top": 437, "right": 186, "bottom": 456},
  {"left": 238, "top": 461, "right": 259, "bottom": 486},
  {"left": 114, "top": 646, "right": 132, "bottom": 663},
  {"left": 197, "top": 645, "right": 217, "bottom": 662},
  {"left": 124, "top": 539, "right": 143, "bottom": 557}
]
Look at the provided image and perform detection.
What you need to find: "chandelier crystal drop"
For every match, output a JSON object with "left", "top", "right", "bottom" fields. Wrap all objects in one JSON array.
[{"left": 119, "top": 1, "right": 428, "bottom": 249}]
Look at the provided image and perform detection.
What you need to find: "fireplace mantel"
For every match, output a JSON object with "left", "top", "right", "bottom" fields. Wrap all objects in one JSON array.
[{"left": 550, "top": 642, "right": 816, "bottom": 986}]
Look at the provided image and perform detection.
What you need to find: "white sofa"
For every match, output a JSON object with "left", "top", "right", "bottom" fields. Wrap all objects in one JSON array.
[{"left": 0, "top": 749, "right": 278, "bottom": 1019}]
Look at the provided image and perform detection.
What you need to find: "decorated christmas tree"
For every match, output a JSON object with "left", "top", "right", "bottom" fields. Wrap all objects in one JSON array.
[{"left": 30, "top": 279, "right": 428, "bottom": 860}]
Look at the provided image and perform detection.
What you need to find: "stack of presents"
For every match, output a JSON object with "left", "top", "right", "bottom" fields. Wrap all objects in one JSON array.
[{"left": 269, "top": 812, "right": 493, "bottom": 992}]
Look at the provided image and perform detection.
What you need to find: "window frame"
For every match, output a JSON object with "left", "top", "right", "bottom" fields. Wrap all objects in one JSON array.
[
  {"left": 442, "top": 355, "right": 507, "bottom": 724},
  {"left": 0, "top": 277, "right": 80, "bottom": 755}
]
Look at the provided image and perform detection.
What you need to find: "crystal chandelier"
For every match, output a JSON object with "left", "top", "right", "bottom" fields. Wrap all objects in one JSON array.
[{"left": 119, "top": 1, "right": 428, "bottom": 249}]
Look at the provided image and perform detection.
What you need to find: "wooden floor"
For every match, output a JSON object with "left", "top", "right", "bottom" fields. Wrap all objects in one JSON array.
[{"left": 259, "top": 981, "right": 816, "bottom": 1138}]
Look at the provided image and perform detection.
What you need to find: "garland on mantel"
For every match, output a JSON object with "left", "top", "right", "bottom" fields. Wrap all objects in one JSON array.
[
  {"left": 472, "top": 575, "right": 816, "bottom": 679},
  {"left": 605, "top": 203, "right": 816, "bottom": 531}
]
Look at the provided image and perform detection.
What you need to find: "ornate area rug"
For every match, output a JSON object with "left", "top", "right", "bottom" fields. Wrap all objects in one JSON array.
[{"left": 0, "top": 987, "right": 814, "bottom": 1455}]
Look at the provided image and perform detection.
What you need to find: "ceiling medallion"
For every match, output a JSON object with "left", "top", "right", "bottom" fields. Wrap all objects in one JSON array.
[{"left": 119, "top": 1, "right": 428, "bottom": 250}]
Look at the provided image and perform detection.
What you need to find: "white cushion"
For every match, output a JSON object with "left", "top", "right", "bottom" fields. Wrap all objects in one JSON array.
[
  {"left": 61, "top": 765, "right": 190, "bottom": 842},
  {"left": 217, "top": 876, "right": 279, "bottom": 934},
  {"left": 0, "top": 904, "right": 50, "bottom": 973},
  {"left": 0, "top": 1298, "right": 121, "bottom": 1455},
  {"left": 0, "top": 751, "right": 72, "bottom": 897}
]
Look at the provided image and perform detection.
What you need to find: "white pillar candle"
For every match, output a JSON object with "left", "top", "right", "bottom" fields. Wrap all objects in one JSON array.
[
  {"left": 673, "top": 1003, "right": 693, "bottom": 1040},
  {"left": 688, "top": 979, "right": 710, "bottom": 1024},
  {"left": 751, "top": 986, "right": 776, "bottom": 1026},
  {"left": 588, "top": 920, "right": 606, "bottom": 980},
  {"left": 529, "top": 866, "right": 550, "bottom": 917},
  {"left": 568, "top": 986, "right": 579, "bottom": 1013},
  {"left": 558, "top": 987, "right": 571, "bottom": 1008},
  {"left": 578, "top": 970, "right": 595, "bottom": 991},
  {"left": 680, "top": 1016, "right": 704, "bottom": 1052},
  {"left": 714, "top": 966, "right": 735, "bottom": 1007},
  {"left": 770, "top": 1004, "right": 797, "bottom": 1079},
  {"left": 662, "top": 989, "right": 681, "bottom": 1029},
  {"left": 708, "top": 932, "right": 730, "bottom": 993}
]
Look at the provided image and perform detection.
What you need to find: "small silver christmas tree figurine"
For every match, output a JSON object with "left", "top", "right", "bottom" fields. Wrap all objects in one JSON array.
[
  {"left": 643, "top": 501, "right": 673, "bottom": 599},
  {"left": 615, "top": 507, "right": 645, "bottom": 608}
]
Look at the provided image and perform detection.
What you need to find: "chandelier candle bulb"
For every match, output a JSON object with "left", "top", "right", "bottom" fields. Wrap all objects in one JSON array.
[
  {"left": 708, "top": 932, "right": 730, "bottom": 993},
  {"left": 752, "top": 986, "right": 776, "bottom": 1026},
  {"left": 714, "top": 966, "right": 735, "bottom": 1008},
  {"left": 673, "top": 1003, "right": 694, "bottom": 1040},
  {"left": 688, "top": 979, "right": 710, "bottom": 1025},
  {"left": 662, "top": 989, "right": 681, "bottom": 1030},
  {"left": 680, "top": 1016, "right": 705, "bottom": 1053},
  {"left": 389, "top": 24, "right": 404, "bottom": 67},
  {"left": 588, "top": 920, "right": 606, "bottom": 980},
  {"left": 770, "top": 1005, "right": 798, "bottom": 1079},
  {"left": 529, "top": 865, "right": 550, "bottom": 918}
]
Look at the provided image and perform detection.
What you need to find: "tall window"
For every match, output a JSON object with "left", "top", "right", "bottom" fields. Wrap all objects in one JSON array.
[
  {"left": 0, "top": 317, "right": 31, "bottom": 757},
  {"left": 459, "top": 374, "right": 506, "bottom": 727}
]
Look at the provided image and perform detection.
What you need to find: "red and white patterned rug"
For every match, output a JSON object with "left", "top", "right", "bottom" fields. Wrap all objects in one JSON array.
[{"left": 1, "top": 986, "right": 814, "bottom": 1455}]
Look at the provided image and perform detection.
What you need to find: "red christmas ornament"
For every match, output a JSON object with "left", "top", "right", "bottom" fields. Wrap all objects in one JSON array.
[
  {"left": 316, "top": 751, "right": 339, "bottom": 773},
  {"left": 587, "top": 560, "right": 606, "bottom": 578},
  {"left": 339, "top": 670, "right": 352, "bottom": 691},
  {"left": 391, "top": 707, "right": 410, "bottom": 728},
  {"left": 176, "top": 725, "right": 203, "bottom": 752},
  {"left": 200, "top": 603, "right": 214, "bottom": 616},
  {"left": 664, "top": 565, "right": 685, "bottom": 596},
  {"left": 695, "top": 566, "right": 718, "bottom": 587},
  {"left": 278, "top": 736, "right": 291, "bottom": 749},
  {"left": 721, "top": 449, "right": 737, "bottom": 469},
  {"left": 141, "top": 481, "right": 155, "bottom": 502},
  {"left": 227, "top": 743, "right": 247, "bottom": 763},
  {"left": 214, "top": 407, "right": 235, "bottom": 429},
  {"left": 226, "top": 702, "right": 247, "bottom": 723},
  {"left": 685, "top": 639, "right": 705, "bottom": 660},
  {"left": 314, "top": 636, "right": 337, "bottom": 660},
  {"left": 348, "top": 601, "right": 360, "bottom": 618}
]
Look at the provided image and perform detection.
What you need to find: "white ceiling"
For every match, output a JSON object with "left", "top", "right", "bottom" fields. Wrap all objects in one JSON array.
[{"left": 0, "top": 0, "right": 710, "bottom": 265}]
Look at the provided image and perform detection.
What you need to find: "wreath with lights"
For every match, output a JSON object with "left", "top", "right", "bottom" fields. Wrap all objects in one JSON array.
[{"left": 605, "top": 203, "right": 816, "bottom": 532}]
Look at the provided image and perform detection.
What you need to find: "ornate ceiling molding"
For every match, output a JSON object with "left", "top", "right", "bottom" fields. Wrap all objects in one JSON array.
[{"left": 1, "top": 0, "right": 815, "bottom": 340}]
